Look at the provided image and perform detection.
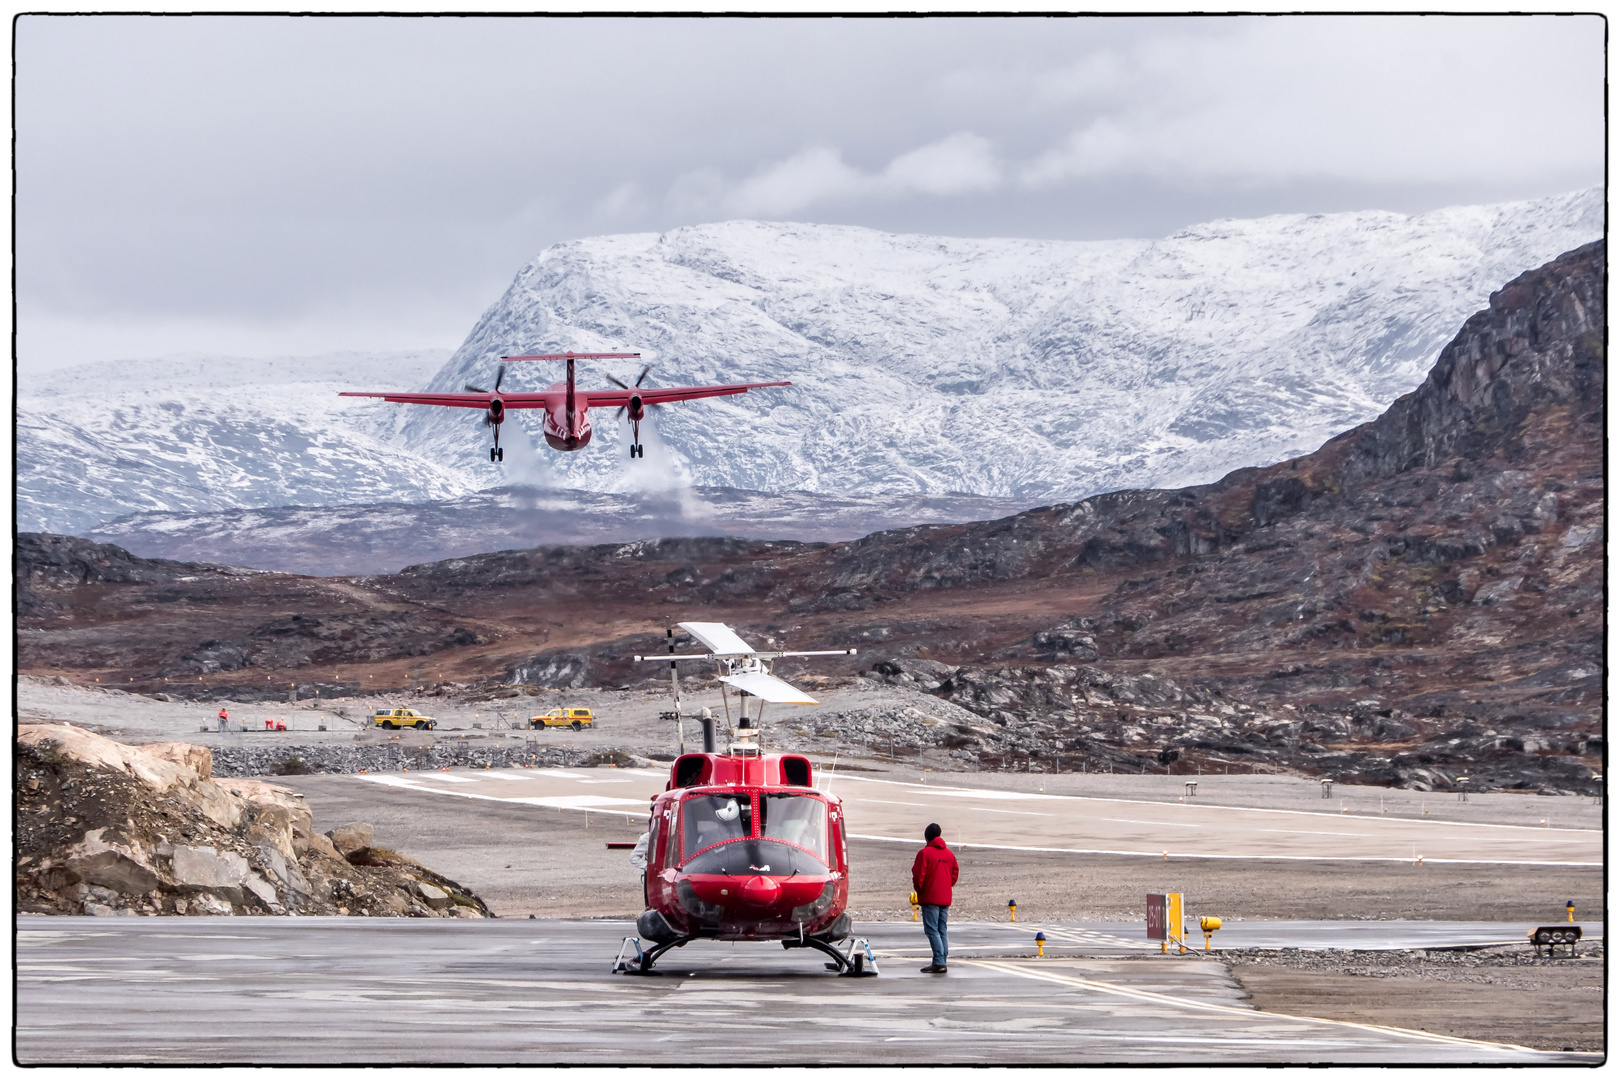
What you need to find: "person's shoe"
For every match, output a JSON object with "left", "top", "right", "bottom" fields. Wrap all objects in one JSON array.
[{"left": 920, "top": 964, "right": 943, "bottom": 973}]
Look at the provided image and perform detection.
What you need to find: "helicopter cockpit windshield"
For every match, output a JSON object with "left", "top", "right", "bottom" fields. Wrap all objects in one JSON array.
[
  {"left": 761, "top": 793, "right": 827, "bottom": 859},
  {"left": 683, "top": 794, "right": 753, "bottom": 854},
  {"left": 679, "top": 792, "right": 831, "bottom": 876}
]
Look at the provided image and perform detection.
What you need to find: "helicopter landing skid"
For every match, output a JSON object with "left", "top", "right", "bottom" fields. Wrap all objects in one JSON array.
[
  {"left": 613, "top": 934, "right": 691, "bottom": 975},
  {"left": 785, "top": 934, "right": 880, "bottom": 977}
]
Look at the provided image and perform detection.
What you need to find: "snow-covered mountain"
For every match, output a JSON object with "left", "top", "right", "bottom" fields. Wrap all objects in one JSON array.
[
  {"left": 17, "top": 351, "right": 462, "bottom": 534},
  {"left": 400, "top": 188, "right": 1603, "bottom": 501},
  {"left": 17, "top": 189, "right": 1602, "bottom": 538}
]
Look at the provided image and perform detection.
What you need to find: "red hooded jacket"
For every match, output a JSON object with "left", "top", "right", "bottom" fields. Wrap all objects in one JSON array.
[{"left": 911, "top": 836, "right": 959, "bottom": 906}]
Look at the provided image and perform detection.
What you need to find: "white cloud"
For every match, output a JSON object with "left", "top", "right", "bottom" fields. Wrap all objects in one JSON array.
[
  {"left": 712, "top": 133, "right": 1003, "bottom": 217},
  {"left": 727, "top": 146, "right": 869, "bottom": 217},
  {"left": 18, "top": 17, "right": 1603, "bottom": 359},
  {"left": 596, "top": 181, "right": 647, "bottom": 219},
  {"left": 881, "top": 132, "right": 1001, "bottom": 197},
  {"left": 1018, "top": 17, "right": 1604, "bottom": 188}
]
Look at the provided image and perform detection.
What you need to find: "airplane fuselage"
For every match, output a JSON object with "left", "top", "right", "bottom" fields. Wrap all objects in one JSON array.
[{"left": 541, "top": 380, "right": 593, "bottom": 451}]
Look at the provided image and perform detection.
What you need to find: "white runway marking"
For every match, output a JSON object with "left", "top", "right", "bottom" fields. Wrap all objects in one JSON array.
[
  {"left": 847, "top": 833, "right": 1600, "bottom": 867},
  {"left": 965, "top": 960, "right": 1554, "bottom": 1057},
  {"left": 968, "top": 807, "right": 1054, "bottom": 817}
]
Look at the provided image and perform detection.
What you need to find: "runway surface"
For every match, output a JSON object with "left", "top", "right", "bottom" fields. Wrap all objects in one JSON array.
[
  {"left": 352, "top": 765, "right": 1601, "bottom": 866},
  {"left": 16, "top": 916, "right": 1594, "bottom": 1065}
]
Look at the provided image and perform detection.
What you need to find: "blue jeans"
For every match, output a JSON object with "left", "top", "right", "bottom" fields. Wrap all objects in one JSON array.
[{"left": 921, "top": 904, "right": 949, "bottom": 966}]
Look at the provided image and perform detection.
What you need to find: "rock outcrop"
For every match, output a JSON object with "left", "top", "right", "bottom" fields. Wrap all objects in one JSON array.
[{"left": 16, "top": 724, "right": 490, "bottom": 918}]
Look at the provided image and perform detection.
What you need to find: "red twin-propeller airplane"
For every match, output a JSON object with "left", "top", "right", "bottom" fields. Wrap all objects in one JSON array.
[{"left": 339, "top": 352, "right": 790, "bottom": 461}]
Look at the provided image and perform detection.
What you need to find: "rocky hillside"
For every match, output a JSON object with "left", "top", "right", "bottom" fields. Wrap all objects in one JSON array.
[
  {"left": 15, "top": 243, "right": 1603, "bottom": 793},
  {"left": 16, "top": 724, "right": 491, "bottom": 918}
]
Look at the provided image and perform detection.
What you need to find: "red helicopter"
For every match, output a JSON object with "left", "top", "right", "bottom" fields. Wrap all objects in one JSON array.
[
  {"left": 339, "top": 351, "right": 790, "bottom": 461},
  {"left": 614, "top": 622, "right": 874, "bottom": 977}
]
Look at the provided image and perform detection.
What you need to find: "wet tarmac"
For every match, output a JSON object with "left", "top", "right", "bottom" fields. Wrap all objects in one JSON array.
[{"left": 16, "top": 916, "right": 1597, "bottom": 1065}]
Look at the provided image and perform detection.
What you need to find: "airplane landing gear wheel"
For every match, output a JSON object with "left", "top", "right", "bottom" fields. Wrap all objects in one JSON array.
[
  {"left": 497, "top": 447, "right": 504, "bottom": 461},
  {"left": 489, "top": 447, "right": 496, "bottom": 462}
]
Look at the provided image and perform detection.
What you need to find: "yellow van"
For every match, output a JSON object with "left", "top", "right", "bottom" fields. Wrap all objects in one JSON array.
[
  {"left": 530, "top": 707, "right": 594, "bottom": 731},
  {"left": 370, "top": 707, "right": 437, "bottom": 730}
]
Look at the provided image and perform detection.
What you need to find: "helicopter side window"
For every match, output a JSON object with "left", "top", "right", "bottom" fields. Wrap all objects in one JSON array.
[
  {"left": 681, "top": 794, "right": 753, "bottom": 859},
  {"left": 760, "top": 794, "right": 827, "bottom": 861}
]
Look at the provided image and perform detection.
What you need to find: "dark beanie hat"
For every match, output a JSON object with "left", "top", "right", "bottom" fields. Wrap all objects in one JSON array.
[{"left": 924, "top": 823, "right": 942, "bottom": 841}]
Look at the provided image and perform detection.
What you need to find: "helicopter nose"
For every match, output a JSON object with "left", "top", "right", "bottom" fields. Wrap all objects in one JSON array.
[{"left": 739, "top": 875, "right": 781, "bottom": 907}]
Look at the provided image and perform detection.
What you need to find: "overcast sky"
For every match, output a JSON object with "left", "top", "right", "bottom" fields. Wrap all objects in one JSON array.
[{"left": 16, "top": 14, "right": 1605, "bottom": 373}]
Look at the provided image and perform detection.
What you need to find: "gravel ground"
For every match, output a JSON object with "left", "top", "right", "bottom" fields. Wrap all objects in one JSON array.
[
  {"left": 1227, "top": 944, "right": 1604, "bottom": 1053},
  {"left": 17, "top": 675, "right": 972, "bottom": 759}
]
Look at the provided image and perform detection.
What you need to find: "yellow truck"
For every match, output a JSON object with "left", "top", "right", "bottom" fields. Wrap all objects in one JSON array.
[
  {"left": 370, "top": 707, "right": 437, "bottom": 730},
  {"left": 529, "top": 707, "right": 594, "bottom": 731}
]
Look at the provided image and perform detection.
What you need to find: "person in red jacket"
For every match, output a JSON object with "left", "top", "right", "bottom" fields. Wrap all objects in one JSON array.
[{"left": 911, "top": 822, "right": 959, "bottom": 973}]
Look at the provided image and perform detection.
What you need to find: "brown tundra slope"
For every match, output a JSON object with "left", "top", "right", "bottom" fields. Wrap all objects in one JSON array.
[{"left": 17, "top": 242, "right": 1603, "bottom": 791}]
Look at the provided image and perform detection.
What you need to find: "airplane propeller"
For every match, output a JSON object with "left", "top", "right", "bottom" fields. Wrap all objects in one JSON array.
[
  {"left": 463, "top": 365, "right": 507, "bottom": 461},
  {"left": 610, "top": 365, "right": 656, "bottom": 459},
  {"left": 608, "top": 364, "right": 653, "bottom": 418},
  {"left": 463, "top": 364, "right": 507, "bottom": 396}
]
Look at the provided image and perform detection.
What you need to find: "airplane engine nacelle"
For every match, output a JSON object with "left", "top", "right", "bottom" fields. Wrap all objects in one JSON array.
[
  {"left": 486, "top": 399, "right": 505, "bottom": 424},
  {"left": 626, "top": 395, "right": 644, "bottom": 422}
]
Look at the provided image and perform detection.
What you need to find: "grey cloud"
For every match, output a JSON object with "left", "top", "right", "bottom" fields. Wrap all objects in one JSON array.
[{"left": 16, "top": 14, "right": 1604, "bottom": 372}]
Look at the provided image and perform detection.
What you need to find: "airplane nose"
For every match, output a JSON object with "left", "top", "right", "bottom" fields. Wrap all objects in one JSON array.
[{"left": 739, "top": 875, "right": 781, "bottom": 907}]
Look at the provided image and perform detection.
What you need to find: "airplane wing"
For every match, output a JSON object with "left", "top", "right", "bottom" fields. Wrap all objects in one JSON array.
[
  {"left": 338, "top": 391, "right": 561, "bottom": 409},
  {"left": 678, "top": 622, "right": 757, "bottom": 656},
  {"left": 719, "top": 671, "right": 819, "bottom": 705},
  {"left": 583, "top": 381, "right": 791, "bottom": 409}
]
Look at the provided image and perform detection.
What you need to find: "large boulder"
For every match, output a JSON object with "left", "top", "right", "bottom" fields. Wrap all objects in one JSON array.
[
  {"left": 329, "top": 822, "right": 374, "bottom": 856},
  {"left": 870, "top": 657, "right": 959, "bottom": 691},
  {"left": 1030, "top": 623, "right": 1100, "bottom": 662},
  {"left": 252, "top": 842, "right": 313, "bottom": 913},
  {"left": 242, "top": 873, "right": 280, "bottom": 909},
  {"left": 170, "top": 844, "right": 249, "bottom": 890},
  {"left": 63, "top": 828, "right": 160, "bottom": 895}
]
